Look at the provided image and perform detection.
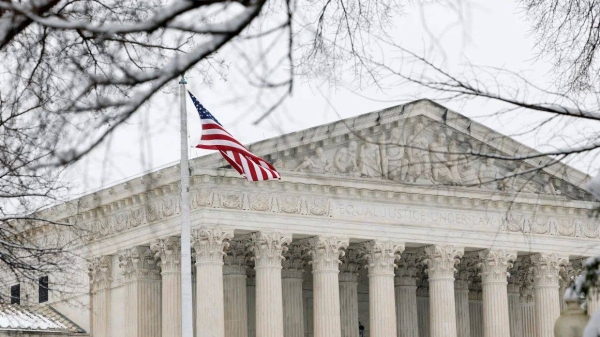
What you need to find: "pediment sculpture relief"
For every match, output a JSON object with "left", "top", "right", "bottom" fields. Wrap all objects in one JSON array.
[{"left": 279, "top": 119, "right": 575, "bottom": 196}]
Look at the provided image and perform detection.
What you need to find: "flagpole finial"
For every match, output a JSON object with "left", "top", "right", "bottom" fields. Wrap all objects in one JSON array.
[{"left": 179, "top": 74, "right": 187, "bottom": 85}]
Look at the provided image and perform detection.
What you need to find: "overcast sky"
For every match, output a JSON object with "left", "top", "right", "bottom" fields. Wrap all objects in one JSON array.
[{"left": 68, "top": 0, "right": 598, "bottom": 195}]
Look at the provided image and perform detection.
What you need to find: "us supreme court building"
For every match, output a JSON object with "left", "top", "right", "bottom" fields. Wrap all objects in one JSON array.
[{"left": 8, "top": 99, "right": 600, "bottom": 337}]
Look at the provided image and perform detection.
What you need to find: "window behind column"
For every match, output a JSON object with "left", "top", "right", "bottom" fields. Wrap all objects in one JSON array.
[
  {"left": 39, "top": 276, "right": 49, "bottom": 303},
  {"left": 10, "top": 284, "right": 20, "bottom": 304}
]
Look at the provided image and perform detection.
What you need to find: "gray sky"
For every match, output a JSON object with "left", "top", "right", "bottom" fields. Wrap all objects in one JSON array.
[{"left": 68, "top": 0, "right": 598, "bottom": 194}]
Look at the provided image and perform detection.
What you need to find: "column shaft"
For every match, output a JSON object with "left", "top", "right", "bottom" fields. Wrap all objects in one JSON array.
[
  {"left": 224, "top": 240, "right": 249, "bottom": 337},
  {"left": 88, "top": 256, "right": 112, "bottom": 337},
  {"left": 309, "top": 236, "right": 348, "bottom": 337},
  {"left": 192, "top": 227, "right": 233, "bottom": 337},
  {"left": 362, "top": 240, "right": 404, "bottom": 337},
  {"left": 118, "top": 247, "right": 161, "bottom": 337},
  {"left": 396, "top": 281, "right": 419, "bottom": 337},
  {"left": 247, "top": 271, "right": 256, "bottom": 337},
  {"left": 468, "top": 298, "right": 483, "bottom": 337},
  {"left": 417, "top": 293, "right": 430, "bottom": 337},
  {"left": 508, "top": 291, "right": 523, "bottom": 337},
  {"left": 251, "top": 232, "right": 292, "bottom": 337},
  {"left": 224, "top": 274, "right": 248, "bottom": 337},
  {"left": 454, "top": 288, "right": 470, "bottom": 337},
  {"left": 521, "top": 303, "right": 535, "bottom": 337},
  {"left": 531, "top": 253, "right": 567, "bottom": 337},
  {"left": 340, "top": 279, "right": 359, "bottom": 337},
  {"left": 478, "top": 250, "right": 515, "bottom": 337},
  {"left": 283, "top": 278, "right": 304, "bottom": 337},
  {"left": 422, "top": 245, "right": 463, "bottom": 337},
  {"left": 151, "top": 237, "right": 182, "bottom": 337}
]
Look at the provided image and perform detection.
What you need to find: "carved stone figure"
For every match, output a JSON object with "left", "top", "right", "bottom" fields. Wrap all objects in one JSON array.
[
  {"left": 333, "top": 141, "right": 360, "bottom": 176},
  {"left": 380, "top": 127, "right": 405, "bottom": 180},
  {"left": 273, "top": 158, "right": 287, "bottom": 170},
  {"left": 457, "top": 155, "right": 479, "bottom": 187},
  {"left": 540, "top": 173, "right": 558, "bottom": 195},
  {"left": 447, "top": 139, "right": 461, "bottom": 183},
  {"left": 402, "top": 122, "right": 431, "bottom": 182},
  {"left": 501, "top": 162, "right": 537, "bottom": 193},
  {"left": 292, "top": 147, "right": 331, "bottom": 173},
  {"left": 478, "top": 158, "right": 499, "bottom": 190},
  {"left": 429, "top": 132, "right": 455, "bottom": 184},
  {"left": 359, "top": 137, "right": 382, "bottom": 178}
]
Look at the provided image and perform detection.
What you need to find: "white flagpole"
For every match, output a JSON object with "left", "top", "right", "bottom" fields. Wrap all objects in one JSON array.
[{"left": 179, "top": 75, "right": 194, "bottom": 337}]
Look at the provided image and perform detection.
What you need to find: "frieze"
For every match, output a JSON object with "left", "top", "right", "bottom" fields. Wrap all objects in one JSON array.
[{"left": 71, "top": 185, "right": 596, "bottom": 244}]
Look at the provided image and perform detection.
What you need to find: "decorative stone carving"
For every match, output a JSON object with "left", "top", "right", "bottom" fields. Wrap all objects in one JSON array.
[
  {"left": 531, "top": 253, "right": 568, "bottom": 286},
  {"left": 380, "top": 127, "right": 404, "bottom": 180},
  {"left": 531, "top": 253, "right": 568, "bottom": 337},
  {"left": 118, "top": 246, "right": 160, "bottom": 281},
  {"left": 396, "top": 252, "right": 420, "bottom": 286},
  {"left": 150, "top": 236, "right": 181, "bottom": 273},
  {"left": 88, "top": 255, "right": 112, "bottom": 291},
  {"left": 478, "top": 158, "right": 500, "bottom": 190},
  {"left": 360, "top": 240, "right": 405, "bottom": 274},
  {"left": 458, "top": 155, "right": 480, "bottom": 187},
  {"left": 477, "top": 249, "right": 517, "bottom": 283},
  {"left": 224, "top": 240, "right": 248, "bottom": 275},
  {"left": 540, "top": 173, "right": 558, "bottom": 195},
  {"left": 282, "top": 244, "right": 305, "bottom": 279},
  {"left": 250, "top": 232, "right": 292, "bottom": 267},
  {"left": 292, "top": 147, "right": 332, "bottom": 173},
  {"left": 421, "top": 245, "right": 464, "bottom": 279},
  {"left": 402, "top": 122, "right": 431, "bottom": 182},
  {"left": 191, "top": 227, "right": 234, "bottom": 264},
  {"left": 307, "top": 236, "right": 349, "bottom": 271},
  {"left": 333, "top": 141, "right": 360, "bottom": 176},
  {"left": 359, "top": 137, "right": 383, "bottom": 178},
  {"left": 429, "top": 132, "right": 455, "bottom": 184},
  {"left": 340, "top": 246, "right": 362, "bottom": 282}
]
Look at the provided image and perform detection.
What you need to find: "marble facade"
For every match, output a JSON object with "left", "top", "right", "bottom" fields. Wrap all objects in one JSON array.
[{"left": 20, "top": 100, "right": 600, "bottom": 337}]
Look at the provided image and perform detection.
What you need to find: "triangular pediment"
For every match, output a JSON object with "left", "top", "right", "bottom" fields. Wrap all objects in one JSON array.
[{"left": 192, "top": 99, "right": 593, "bottom": 201}]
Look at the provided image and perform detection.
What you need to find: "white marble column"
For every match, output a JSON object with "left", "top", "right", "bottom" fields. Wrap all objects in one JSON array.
[
  {"left": 478, "top": 249, "right": 516, "bottom": 337},
  {"left": 192, "top": 227, "right": 234, "bottom": 337},
  {"left": 282, "top": 244, "right": 305, "bottom": 337},
  {"left": 151, "top": 237, "right": 182, "bottom": 337},
  {"left": 88, "top": 255, "right": 112, "bottom": 337},
  {"left": 339, "top": 247, "right": 361, "bottom": 337},
  {"left": 308, "top": 236, "right": 349, "bottom": 337},
  {"left": 362, "top": 240, "right": 404, "bottom": 337},
  {"left": 395, "top": 252, "right": 420, "bottom": 337},
  {"left": 531, "top": 253, "right": 567, "bottom": 337},
  {"left": 224, "top": 240, "right": 249, "bottom": 337},
  {"left": 118, "top": 246, "right": 161, "bottom": 337},
  {"left": 468, "top": 290, "right": 483, "bottom": 337},
  {"left": 250, "top": 231, "right": 292, "bottom": 337},
  {"left": 507, "top": 264, "right": 523, "bottom": 337},
  {"left": 417, "top": 280, "right": 431, "bottom": 337},
  {"left": 422, "top": 245, "right": 464, "bottom": 337},
  {"left": 246, "top": 268, "right": 256, "bottom": 337},
  {"left": 520, "top": 289, "right": 535, "bottom": 337},
  {"left": 454, "top": 261, "right": 471, "bottom": 337}
]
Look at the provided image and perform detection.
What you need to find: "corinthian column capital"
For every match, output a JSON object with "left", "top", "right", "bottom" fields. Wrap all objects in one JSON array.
[
  {"left": 395, "top": 252, "right": 420, "bottom": 286},
  {"left": 118, "top": 246, "right": 160, "bottom": 281},
  {"left": 250, "top": 231, "right": 292, "bottom": 267},
  {"left": 477, "top": 249, "right": 517, "bottom": 284},
  {"left": 151, "top": 236, "right": 181, "bottom": 273},
  {"left": 282, "top": 244, "right": 305, "bottom": 279},
  {"left": 88, "top": 255, "right": 112, "bottom": 291},
  {"left": 531, "top": 253, "right": 568, "bottom": 287},
  {"left": 191, "top": 226, "right": 233, "bottom": 264},
  {"left": 307, "top": 236, "right": 349, "bottom": 272},
  {"left": 224, "top": 239, "right": 249, "bottom": 275},
  {"left": 361, "top": 240, "right": 405, "bottom": 275},
  {"left": 421, "top": 245, "right": 464, "bottom": 280},
  {"left": 339, "top": 246, "right": 362, "bottom": 282}
]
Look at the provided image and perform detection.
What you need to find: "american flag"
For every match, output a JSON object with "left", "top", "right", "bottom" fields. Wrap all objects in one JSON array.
[{"left": 189, "top": 92, "right": 281, "bottom": 181}]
